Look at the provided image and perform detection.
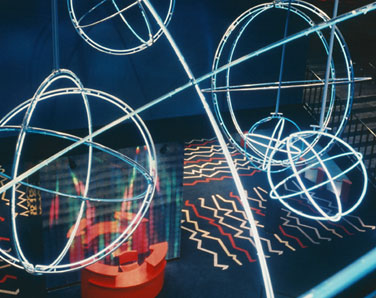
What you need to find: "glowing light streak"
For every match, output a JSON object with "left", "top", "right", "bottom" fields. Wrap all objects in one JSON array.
[
  {"left": 253, "top": 188, "right": 267, "bottom": 202},
  {"left": 227, "top": 193, "right": 266, "bottom": 217},
  {"left": 216, "top": 194, "right": 283, "bottom": 256},
  {"left": 200, "top": 197, "right": 260, "bottom": 258},
  {"left": 281, "top": 181, "right": 336, "bottom": 218},
  {"left": 184, "top": 152, "right": 242, "bottom": 163},
  {"left": 342, "top": 218, "right": 365, "bottom": 233},
  {"left": 181, "top": 225, "right": 229, "bottom": 270},
  {"left": 281, "top": 217, "right": 320, "bottom": 245},
  {"left": 184, "top": 156, "right": 251, "bottom": 173},
  {"left": 215, "top": 194, "right": 264, "bottom": 229},
  {"left": 185, "top": 139, "right": 216, "bottom": 148},
  {"left": 347, "top": 215, "right": 375, "bottom": 230},
  {"left": 184, "top": 167, "right": 255, "bottom": 179},
  {"left": 0, "top": 288, "right": 20, "bottom": 296},
  {"left": 258, "top": 187, "right": 268, "bottom": 194},
  {"left": 186, "top": 137, "right": 216, "bottom": 145},
  {"left": 110, "top": 0, "right": 151, "bottom": 45},
  {"left": 273, "top": 234, "right": 296, "bottom": 252},
  {"left": 0, "top": 275, "right": 17, "bottom": 283},
  {"left": 316, "top": 221, "right": 343, "bottom": 238},
  {"left": 202, "top": 77, "right": 371, "bottom": 93},
  {"left": 184, "top": 145, "right": 227, "bottom": 155},
  {"left": 182, "top": 209, "right": 242, "bottom": 266},
  {"left": 278, "top": 225, "right": 307, "bottom": 249},
  {"left": 289, "top": 180, "right": 338, "bottom": 213},
  {"left": 283, "top": 209, "right": 331, "bottom": 242},
  {"left": 275, "top": 0, "right": 292, "bottom": 114},
  {"left": 183, "top": 171, "right": 258, "bottom": 187},
  {"left": 229, "top": 191, "right": 266, "bottom": 211},
  {"left": 299, "top": 247, "right": 376, "bottom": 298},
  {"left": 326, "top": 221, "right": 353, "bottom": 236},
  {"left": 185, "top": 200, "right": 256, "bottom": 263}
]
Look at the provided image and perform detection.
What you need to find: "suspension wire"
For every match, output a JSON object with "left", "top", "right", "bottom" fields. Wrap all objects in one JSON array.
[
  {"left": 275, "top": 0, "right": 292, "bottom": 114},
  {"left": 319, "top": 0, "right": 339, "bottom": 128},
  {"left": 51, "top": 0, "right": 60, "bottom": 70}
]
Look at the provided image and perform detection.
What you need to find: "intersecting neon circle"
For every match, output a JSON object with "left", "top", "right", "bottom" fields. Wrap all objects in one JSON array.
[
  {"left": 0, "top": 69, "right": 157, "bottom": 274},
  {"left": 68, "top": 0, "right": 175, "bottom": 55},
  {"left": 244, "top": 114, "right": 301, "bottom": 172},
  {"left": 267, "top": 130, "right": 367, "bottom": 222},
  {"left": 211, "top": 0, "right": 354, "bottom": 167}
]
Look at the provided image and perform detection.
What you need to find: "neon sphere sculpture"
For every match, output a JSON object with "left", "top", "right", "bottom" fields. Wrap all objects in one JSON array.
[
  {"left": 211, "top": 1, "right": 354, "bottom": 169},
  {"left": 0, "top": 69, "right": 157, "bottom": 274},
  {"left": 244, "top": 114, "right": 301, "bottom": 172},
  {"left": 267, "top": 130, "right": 367, "bottom": 222},
  {"left": 68, "top": 0, "right": 175, "bottom": 55}
]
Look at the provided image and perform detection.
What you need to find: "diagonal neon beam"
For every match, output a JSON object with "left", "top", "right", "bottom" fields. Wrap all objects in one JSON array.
[{"left": 1, "top": 1, "right": 375, "bottom": 201}]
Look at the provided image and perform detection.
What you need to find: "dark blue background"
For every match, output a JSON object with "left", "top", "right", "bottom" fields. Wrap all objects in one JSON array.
[{"left": 0, "top": 0, "right": 310, "bottom": 130}]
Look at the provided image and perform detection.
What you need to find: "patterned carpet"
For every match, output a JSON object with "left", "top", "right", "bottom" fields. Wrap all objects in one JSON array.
[{"left": 158, "top": 137, "right": 376, "bottom": 298}]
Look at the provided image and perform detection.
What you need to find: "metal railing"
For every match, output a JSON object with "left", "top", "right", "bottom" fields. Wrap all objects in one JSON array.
[{"left": 302, "top": 65, "right": 376, "bottom": 184}]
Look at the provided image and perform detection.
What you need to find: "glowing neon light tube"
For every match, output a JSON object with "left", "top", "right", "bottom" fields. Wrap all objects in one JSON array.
[
  {"left": 299, "top": 247, "right": 376, "bottom": 298},
  {"left": 0, "top": 1, "right": 375, "bottom": 199},
  {"left": 142, "top": 1, "right": 273, "bottom": 297},
  {"left": 201, "top": 77, "right": 371, "bottom": 93}
]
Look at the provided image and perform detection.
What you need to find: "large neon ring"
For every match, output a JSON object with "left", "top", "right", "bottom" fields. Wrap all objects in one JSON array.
[
  {"left": 68, "top": 0, "right": 175, "bottom": 55},
  {"left": 267, "top": 130, "right": 367, "bottom": 222},
  {"left": 211, "top": 0, "right": 354, "bottom": 167},
  {"left": 0, "top": 69, "right": 157, "bottom": 274}
]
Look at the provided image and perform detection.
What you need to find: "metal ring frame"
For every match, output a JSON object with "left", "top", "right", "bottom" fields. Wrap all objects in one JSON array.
[
  {"left": 211, "top": 1, "right": 354, "bottom": 169},
  {"left": 267, "top": 130, "right": 368, "bottom": 222},
  {"left": 0, "top": 69, "right": 157, "bottom": 274},
  {"left": 68, "top": 0, "right": 175, "bottom": 55}
]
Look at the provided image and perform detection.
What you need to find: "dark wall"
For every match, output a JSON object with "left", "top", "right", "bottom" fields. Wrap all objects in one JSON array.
[{"left": 0, "top": 0, "right": 373, "bottom": 130}]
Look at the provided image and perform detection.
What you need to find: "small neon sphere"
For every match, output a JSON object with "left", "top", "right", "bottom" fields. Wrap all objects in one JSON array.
[{"left": 267, "top": 130, "right": 367, "bottom": 222}]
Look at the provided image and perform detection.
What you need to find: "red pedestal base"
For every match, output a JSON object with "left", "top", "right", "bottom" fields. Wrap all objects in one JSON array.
[{"left": 81, "top": 242, "right": 168, "bottom": 298}]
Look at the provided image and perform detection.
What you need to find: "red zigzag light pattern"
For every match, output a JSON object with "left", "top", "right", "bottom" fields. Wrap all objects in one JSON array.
[
  {"left": 0, "top": 275, "right": 17, "bottom": 283},
  {"left": 185, "top": 200, "right": 256, "bottom": 263},
  {"left": 279, "top": 225, "right": 307, "bottom": 249}
]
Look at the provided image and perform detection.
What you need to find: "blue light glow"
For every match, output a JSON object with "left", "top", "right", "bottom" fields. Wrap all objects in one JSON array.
[{"left": 299, "top": 247, "right": 376, "bottom": 298}]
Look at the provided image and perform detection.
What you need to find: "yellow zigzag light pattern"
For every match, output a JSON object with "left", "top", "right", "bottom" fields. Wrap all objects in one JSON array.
[
  {"left": 214, "top": 194, "right": 283, "bottom": 256},
  {"left": 182, "top": 209, "right": 242, "bottom": 266}
]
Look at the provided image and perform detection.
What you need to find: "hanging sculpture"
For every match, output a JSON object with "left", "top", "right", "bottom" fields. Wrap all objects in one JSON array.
[
  {"left": 0, "top": 1, "right": 375, "bottom": 298},
  {"left": 68, "top": 0, "right": 175, "bottom": 55},
  {"left": 0, "top": 69, "right": 157, "bottom": 273},
  {"left": 267, "top": 130, "right": 367, "bottom": 222},
  {"left": 210, "top": 0, "right": 355, "bottom": 171},
  {"left": 210, "top": 0, "right": 369, "bottom": 223}
]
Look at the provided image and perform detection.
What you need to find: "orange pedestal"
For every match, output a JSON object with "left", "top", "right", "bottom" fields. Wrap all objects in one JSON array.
[{"left": 81, "top": 242, "right": 168, "bottom": 298}]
